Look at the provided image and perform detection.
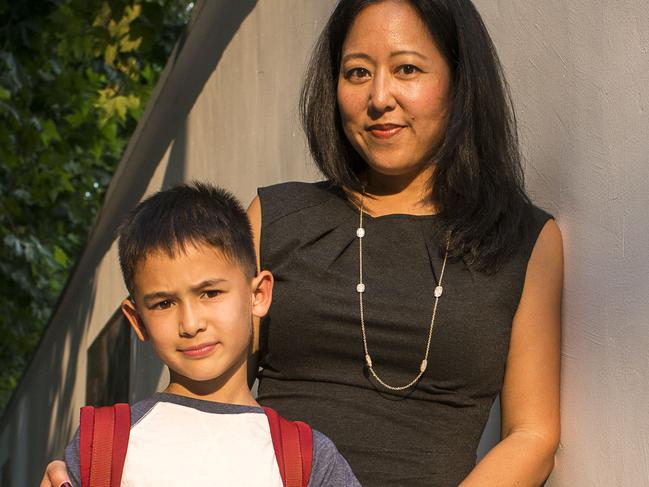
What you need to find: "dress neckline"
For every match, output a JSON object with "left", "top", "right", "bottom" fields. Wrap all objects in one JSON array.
[{"left": 327, "top": 183, "right": 438, "bottom": 221}]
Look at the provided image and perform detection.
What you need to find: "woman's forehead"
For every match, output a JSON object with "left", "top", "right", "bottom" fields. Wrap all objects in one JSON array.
[{"left": 342, "top": 1, "right": 435, "bottom": 53}]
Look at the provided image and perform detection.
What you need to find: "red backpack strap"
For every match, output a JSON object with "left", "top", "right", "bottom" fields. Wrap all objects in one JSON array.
[
  {"left": 79, "top": 406, "right": 94, "bottom": 487},
  {"left": 79, "top": 404, "right": 131, "bottom": 487},
  {"left": 294, "top": 421, "right": 313, "bottom": 484},
  {"left": 264, "top": 407, "right": 286, "bottom": 479},
  {"left": 263, "top": 407, "right": 313, "bottom": 487},
  {"left": 111, "top": 404, "right": 131, "bottom": 485}
]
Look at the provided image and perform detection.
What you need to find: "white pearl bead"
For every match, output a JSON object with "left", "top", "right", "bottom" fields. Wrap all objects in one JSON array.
[
  {"left": 420, "top": 359, "right": 428, "bottom": 372},
  {"left": 356, "top": 227, "right": 365, "bottom": 238},
  {"left": 356, "top": 283, "right": 365, "bottom": 293},
  {"left": 434, "top": 285, "right": 443, "bottom": 298}
]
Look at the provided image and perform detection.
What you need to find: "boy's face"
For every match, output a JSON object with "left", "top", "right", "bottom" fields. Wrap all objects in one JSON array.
[{"left": 121, "top": 242, "right": 271, "bottom": 390}]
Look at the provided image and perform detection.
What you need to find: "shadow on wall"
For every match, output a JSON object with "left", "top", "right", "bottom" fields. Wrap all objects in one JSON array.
[
  {"left": 163, "top": 116, "right": 188, "bottom": 189},
  {"left": 476, "top": 396, "right": 500, "bottom": 461},
  {"left": 8, "top": 274, "right": 98, "bottom": 486}
]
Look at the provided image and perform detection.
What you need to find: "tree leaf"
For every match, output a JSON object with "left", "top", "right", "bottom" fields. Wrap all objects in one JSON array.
[
  {"left": 119, "top": 35, "right": 143, "bottom": 53},
  {"left": 53, "top": 246, "right": 69, "bottom": 266},
  {"left": 104, "top": 43, "right": 118, "bottom": 66},
  {"left": 40, "top": 119, "right": 62, "bottom": 145},
  {"left": 93, "top": 2, "right": 112, "bottom": 28}
]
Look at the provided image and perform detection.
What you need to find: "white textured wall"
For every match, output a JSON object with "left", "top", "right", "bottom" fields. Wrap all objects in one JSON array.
[{"left": 475, "top": 1, "right": 649, "bottom": 485}]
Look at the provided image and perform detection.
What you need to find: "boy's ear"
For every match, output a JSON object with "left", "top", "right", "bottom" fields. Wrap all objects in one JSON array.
[
  {"left": 121, "top": 297, "right": 149, "bottom": 342},
  {"left": 251, "top": 270, "right": 273, "bottom": 319}
]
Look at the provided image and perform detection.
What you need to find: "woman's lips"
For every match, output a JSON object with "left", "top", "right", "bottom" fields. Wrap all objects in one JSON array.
[
  {"left": 367, "top": 124, "right": 404, "bottom": 139},
  {"left": 179, "top": 342, "right": 218, "bottom": 358}
]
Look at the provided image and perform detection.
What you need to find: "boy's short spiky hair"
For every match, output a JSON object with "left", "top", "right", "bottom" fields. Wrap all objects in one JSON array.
[{"left": 118, "top": 182, "right": 257, "bottom": 296}]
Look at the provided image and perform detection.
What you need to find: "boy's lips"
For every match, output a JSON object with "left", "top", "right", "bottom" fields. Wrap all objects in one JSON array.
[
  {"left": 366, "top": 123, "right": 405, "bottom": 139},
  {"left": 179, "top": 341, "right": 219, "bottom": 358}
]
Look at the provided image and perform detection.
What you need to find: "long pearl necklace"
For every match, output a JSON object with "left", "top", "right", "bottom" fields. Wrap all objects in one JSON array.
[{"left": 356, "top": 192, "right": 449, "bottom": 391}]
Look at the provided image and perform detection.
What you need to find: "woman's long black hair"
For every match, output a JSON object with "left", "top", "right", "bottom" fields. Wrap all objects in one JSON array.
[{"left": 300, "top": 0, "right": 534, "bottom": 273}]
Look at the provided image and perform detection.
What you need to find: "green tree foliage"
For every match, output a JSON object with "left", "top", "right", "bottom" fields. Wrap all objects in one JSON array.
[{"left": 0, "top": 0, "right": 193, "bottom": 412}]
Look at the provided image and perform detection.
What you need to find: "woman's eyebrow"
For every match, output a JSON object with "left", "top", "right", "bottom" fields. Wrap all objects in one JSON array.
[
  {"left": 341, "top": 50, "right": 427, "bottom": 64},
  {"left": 389, "top": 49, "right": 427, "bottom": 60},
  {"left": 341, "top": 52, "right": 372, "bottom": 64}
]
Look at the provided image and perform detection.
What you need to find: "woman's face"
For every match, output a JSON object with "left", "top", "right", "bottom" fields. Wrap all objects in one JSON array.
[{"left": 337, "top": 0, "right": 452, "bottom": 180}]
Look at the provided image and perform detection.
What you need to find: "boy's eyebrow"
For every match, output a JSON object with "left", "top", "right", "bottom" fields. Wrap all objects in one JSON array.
[
  {"left": 142, "top": 291, "right": 175, "bottom": 302},
  {"left": 141, "top": 279, "right": 228, "bottom": 302},
  {"left": 190, "top": 279, "right": 227, "bottom": 292}
]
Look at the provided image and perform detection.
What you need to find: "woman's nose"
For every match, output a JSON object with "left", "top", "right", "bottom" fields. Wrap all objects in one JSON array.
[{"left": 368, "top": 70, "right": 396, "bottom": 115}]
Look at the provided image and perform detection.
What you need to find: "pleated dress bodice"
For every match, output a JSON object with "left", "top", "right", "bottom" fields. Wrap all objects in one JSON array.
[{"left": 256, "top": 181, "right": 551, "bottom": 486}]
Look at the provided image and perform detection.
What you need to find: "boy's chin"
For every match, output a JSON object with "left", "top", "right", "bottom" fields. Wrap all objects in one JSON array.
[
  {"left": 170, "top": 370, "right": 228, "bottom": 386},
  {"left": 168, "top": 363, "right": 247, "bottom": 391}
]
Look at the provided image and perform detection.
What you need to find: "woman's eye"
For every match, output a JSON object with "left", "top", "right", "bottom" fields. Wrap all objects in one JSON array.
[
  {"left": 344, "top": 67, "right": 371, "bottom": 81},
  {"left": 397, "top": 64, "right": 421, "bottom": 76}
]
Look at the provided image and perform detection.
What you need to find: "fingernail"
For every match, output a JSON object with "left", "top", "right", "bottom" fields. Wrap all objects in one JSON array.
[{"left": 60, "top": 483, "right": 72, "bottom": 487}]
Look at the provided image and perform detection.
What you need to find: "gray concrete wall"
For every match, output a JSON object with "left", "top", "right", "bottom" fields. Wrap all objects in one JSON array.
[{"left": 474, "top": 1, "right": 649, "bottom": 485}]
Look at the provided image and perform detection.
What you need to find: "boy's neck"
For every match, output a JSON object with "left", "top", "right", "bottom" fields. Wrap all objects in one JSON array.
[{"left": 164, "top": 365, "right": 259, "bottom": 407}]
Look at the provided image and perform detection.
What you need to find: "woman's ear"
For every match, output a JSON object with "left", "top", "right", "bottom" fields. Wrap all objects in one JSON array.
[
  {"left": 251, "top": 270, "right": 274, "bottom": 319},
  {"left": 121, "top": 297, "right": 149, "bottom": 342}
]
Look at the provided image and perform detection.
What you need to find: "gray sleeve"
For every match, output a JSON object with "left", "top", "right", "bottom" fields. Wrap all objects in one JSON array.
[
  {"left": 308, "top": 430, "right": 361, "bottom": 487},
  {"left": 63, "top": 428, "right": 82, "bottom": 487}
]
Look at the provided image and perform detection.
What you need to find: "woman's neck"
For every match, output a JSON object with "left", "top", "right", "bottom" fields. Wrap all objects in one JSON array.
[{"left": 359, "top": 166, "right": 436, "bottom": 216}]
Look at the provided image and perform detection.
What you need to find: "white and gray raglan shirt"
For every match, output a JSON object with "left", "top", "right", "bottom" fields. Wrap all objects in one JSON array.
[{"left": 64, "top": 393, "right": 360, "bottom": 486}]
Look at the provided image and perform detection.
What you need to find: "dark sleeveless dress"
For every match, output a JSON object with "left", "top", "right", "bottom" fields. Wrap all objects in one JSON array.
[{"left": 256, "top": 181, "right": 551, "bottom": 486}]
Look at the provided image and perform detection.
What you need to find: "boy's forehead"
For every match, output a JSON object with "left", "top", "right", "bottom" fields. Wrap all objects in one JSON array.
[
  {"left": 142, "top": 240, "right": 229, "bottom": 264},
  {"left": 132, "top": 242, "right": 244, "bottom": 290}
]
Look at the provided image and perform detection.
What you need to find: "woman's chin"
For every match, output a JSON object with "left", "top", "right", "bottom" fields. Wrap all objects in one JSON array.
[{"left": 364, "top": 160, "right": 431, "bottom": 181}]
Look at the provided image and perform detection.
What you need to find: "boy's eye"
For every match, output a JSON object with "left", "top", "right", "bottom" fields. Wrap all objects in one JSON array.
[
  {"left": 203, "top": 290, "right": 222, "bottom": 299},
  {"left": 153, "top": 299, "right": 173, "bottom": 310}
]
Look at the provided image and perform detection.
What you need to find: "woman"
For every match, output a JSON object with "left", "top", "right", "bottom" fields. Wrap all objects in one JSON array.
[{"left": 43, "top": 0, "right": 561, "bottom": 485}]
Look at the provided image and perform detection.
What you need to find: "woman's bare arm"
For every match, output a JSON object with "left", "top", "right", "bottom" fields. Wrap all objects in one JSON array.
[{"left": 459, "top": 219, "right": 563, "bottom": 486}]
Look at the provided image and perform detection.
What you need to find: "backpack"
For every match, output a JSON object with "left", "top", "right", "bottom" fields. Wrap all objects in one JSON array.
[{"left": 79, "top": 403, "right": 313, "bottom": 487}]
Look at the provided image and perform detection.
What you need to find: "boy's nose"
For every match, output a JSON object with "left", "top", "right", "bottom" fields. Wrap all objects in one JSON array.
[{"left": 178, "top": 305, "right": 206, "bottom": 337}]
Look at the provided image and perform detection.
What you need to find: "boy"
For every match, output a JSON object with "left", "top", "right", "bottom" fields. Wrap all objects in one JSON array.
[{"left": 64, "top": 183, "right": 360, "bottom": 486}]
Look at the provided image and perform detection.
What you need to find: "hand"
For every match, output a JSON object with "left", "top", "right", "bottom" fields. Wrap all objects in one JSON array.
[{"left": 39, "top": 460, "right": 71, "bottom": 487}]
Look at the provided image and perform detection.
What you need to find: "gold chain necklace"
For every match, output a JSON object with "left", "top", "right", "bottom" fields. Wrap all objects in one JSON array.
[{"left": 356, "top": 192, "right": 449, "bottom": 391}]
